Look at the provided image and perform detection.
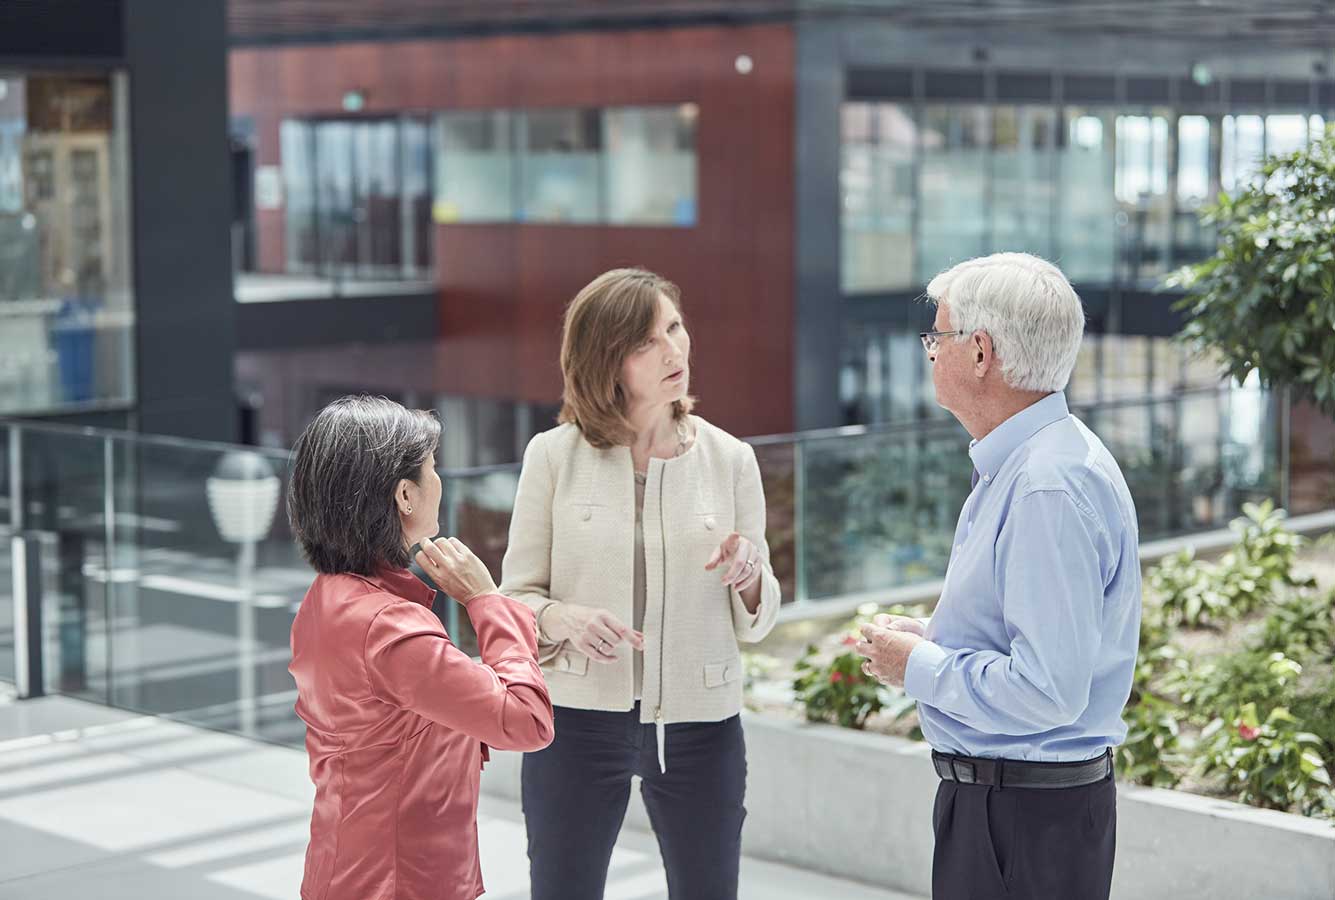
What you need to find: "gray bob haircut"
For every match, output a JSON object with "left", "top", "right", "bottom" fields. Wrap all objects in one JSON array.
[
  {"left": 926, "top": 252, "right": 1086, "bottom": 393},
  {"left": 287, "top": 395, "right": 441, "bottom": 576}
]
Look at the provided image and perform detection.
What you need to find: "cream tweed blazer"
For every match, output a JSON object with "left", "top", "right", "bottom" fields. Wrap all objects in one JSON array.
[{"left": 499, "top": 416, "right": 781, "bottom": 726}]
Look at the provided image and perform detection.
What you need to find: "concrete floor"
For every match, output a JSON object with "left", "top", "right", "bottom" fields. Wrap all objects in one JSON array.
[{"left": 0, "top": 692, "right": 921, "bottom": 900}]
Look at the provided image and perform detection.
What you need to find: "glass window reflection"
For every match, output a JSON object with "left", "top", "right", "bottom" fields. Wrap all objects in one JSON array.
[
  {"left": 918, "top": 105, "right": 988, "bottom": 279},
  {"left": 604, "top": 105, "right": 698, "bottom": 226},
  {"left": 520, "top": 108, "right": 603, "bottom": 224},
  {"left": 841, "top": 102, "right": 916, "bottom": 292},
  {"left": 0, "top": 72, "right": 134, "bottom": 414}
]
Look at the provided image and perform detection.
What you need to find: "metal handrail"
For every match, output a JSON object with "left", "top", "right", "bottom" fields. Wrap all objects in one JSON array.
[{"left": 2, "top": 381, "right": 1260, "bottom": 483}]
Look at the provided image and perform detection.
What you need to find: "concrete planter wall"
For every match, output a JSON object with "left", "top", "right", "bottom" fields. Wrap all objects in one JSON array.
[{"left": 482, "top": 711, "right": 1335, "bottom": 899}]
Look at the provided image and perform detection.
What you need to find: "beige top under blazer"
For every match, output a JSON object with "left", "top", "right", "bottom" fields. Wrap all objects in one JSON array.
[{"left": 499, "top": 416, "right": 781, "bottom": 728}]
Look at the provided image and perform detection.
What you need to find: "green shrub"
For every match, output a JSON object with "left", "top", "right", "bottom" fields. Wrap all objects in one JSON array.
[
  {"left": 1174, "top": 651, "right": 1304, "bottom": 725},
  {"left": 1168, "top": 126, "right": 1335, "bottom": 416},
  {"left": 1116, "top": 694, "right": 1184, "bottom": 789},
  {"left": 791, "top": 602, "right": 927, "bottom": 731},
  {"left": 1199, "top": 703, "right": 1335, "bottom": 818},
  {"left": 1150, "top": 548, "right": 1228, "bottom": 627},
  {"left": 1231, "top": 500, "right": 1315, "bottom": 593},
  {"left": 792, "top": 644, "right": 888, "bottom": 730},
  {"left": 1148, "top": 502, "right": 1313, "bottom": 627},
  {"left": 1258, "top": 588, "right": 1335, "bottom": 662},
  {"left": 1292, "top": 679, "right": 1335, "bottom": 771}
]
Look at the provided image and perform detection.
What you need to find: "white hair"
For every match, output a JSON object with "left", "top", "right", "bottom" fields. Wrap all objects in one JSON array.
[{"left": 925, "top": 253, "right": 1086, "bottom": 393}]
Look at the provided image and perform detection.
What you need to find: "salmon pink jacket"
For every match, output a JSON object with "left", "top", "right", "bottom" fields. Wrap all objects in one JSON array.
[{"left": 289, "top": 566, "right": 554, "bottom": 900}]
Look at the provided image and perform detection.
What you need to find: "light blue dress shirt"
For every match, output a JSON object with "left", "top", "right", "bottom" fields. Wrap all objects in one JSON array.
[{"left": 903, "top": 392, "right": 1141, "bottom": 762}]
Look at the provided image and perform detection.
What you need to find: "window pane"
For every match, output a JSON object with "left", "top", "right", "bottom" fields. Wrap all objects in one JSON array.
[
  {"left": 991, "top": 105, "right": 1055, "bottom": 258},
  {"left": 520, "top": 109, "right": 601, "bottom": 224},
  {"left": 401, "top": 117, "right": 432, "bottom": 274},
  {"left": 1266, "top": 114, "right": 1309, "bottom": 157},
  {"left": 1114, "top": 112, "right": 1171, "bottom": 281},
  {"left": 355, "top": 120, "right": 401, "bottom": 273},
  {"left": 434, "top": 110, "right": 514, "bottom": 223},
  {"left": 280, "top": 119, "right": 316, "bottom": 270},
  {"left": 315, "top": 121, "right": 357, "bottom": 273},
  {"left": 918, "top": 105, "right": 988, "bottom": 280},
  {"left": 1057, "top": 109, "right": 1116, "bottom": 283},
  {"left": 1177, "top": 115, "right": 1211, "bottom": 203},
  {"left": 1265, "top": 114, "right": 1309, "bottom": 194},
  {"left": 0, "top": 72, "right": 134, "bottom": 413},
  {"left": 603, "top": 104, "right": 697, "bottom": 226},
  {"left": 1221, "top": 114, "right": 1264, "bottom": 193},
  {"left": 1175, "top": 114, "right": 1215, "bottom": 265},
  {"left": 841, "top": 102, "right": 916, "bottom": 293}
]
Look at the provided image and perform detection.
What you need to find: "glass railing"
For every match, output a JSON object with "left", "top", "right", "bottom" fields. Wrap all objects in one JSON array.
[
  {"left": 0, "top": 422, "right": 306, "bottom": 744},
  {"left": 432, "top": 382, "right": 1289, "bottom": 613},
  {"left": 0, "top": 381, "right": 1295, "bottom": 747}
]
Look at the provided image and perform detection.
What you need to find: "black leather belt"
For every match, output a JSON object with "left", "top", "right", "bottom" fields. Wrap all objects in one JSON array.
[{"left": 931, "top": 749, "right": 1112, "bottom": 789}]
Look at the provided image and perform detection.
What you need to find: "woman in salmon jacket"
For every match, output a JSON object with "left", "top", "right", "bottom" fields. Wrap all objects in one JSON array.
[
  {"left": 501, "top": 269, "right": 782, "bottom": 900},
  {"left": 287, "top": 395, "right": 554, "bottom": 900}
]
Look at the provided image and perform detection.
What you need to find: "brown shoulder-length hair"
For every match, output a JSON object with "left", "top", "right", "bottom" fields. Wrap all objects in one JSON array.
[{"left": 558, "top": 267, "right": 696, "bottom": 449}]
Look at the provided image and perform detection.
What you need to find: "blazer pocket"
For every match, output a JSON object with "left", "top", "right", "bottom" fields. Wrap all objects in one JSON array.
[
  {"left": 552, "top": 651, "right": 590, "bottom": 676},
  {"left": 703, "top": 660, "right": 741, "bottom": 689}
]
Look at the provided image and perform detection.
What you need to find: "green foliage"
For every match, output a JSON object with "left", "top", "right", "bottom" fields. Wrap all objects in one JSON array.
[
  {"left": 1231, "top": 500, "right": 1314, "bottom": 591},
  {"left": 777, "top": 502, "right": 1335, "bottom": 818},
  {"left": 1292, "top": 679, "right": 1335, "bottom": 771},
  {"left": 792, "top": 602, "right": 926, "bottom": 731},
  {"left": 792, "top": 644, "right": 888, "bottom": 730},
  {"left": 1168, "top": 126, "right": 1335, "bottom": 416},
  {"left": 1148, "top": 501, "right": 1312, "bottom": 626},
  {"left": 1150, "top": 548, "right": 1229, "bottom": 626},
  {"left": 1174, "top": 651, "right": 1305, "bottom": 724},
  {"left": 1258, "top": 588, "right": 1335, "bottom": 661},
  {"left": 1199, "top": 703, "right": 1335, "bottom": 818},
  {"left": 1116, "top": 692, "right": 1183, "bottom": 788}
]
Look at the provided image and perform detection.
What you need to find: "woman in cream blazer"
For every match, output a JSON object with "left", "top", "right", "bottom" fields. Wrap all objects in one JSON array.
[{"left": 501, "top": 268, "right": 781, "bottom": 900}]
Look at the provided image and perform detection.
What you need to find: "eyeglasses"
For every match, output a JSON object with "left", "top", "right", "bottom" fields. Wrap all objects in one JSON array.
[{"left": 919, "top": 330, "right": 965, "bottom": 354}]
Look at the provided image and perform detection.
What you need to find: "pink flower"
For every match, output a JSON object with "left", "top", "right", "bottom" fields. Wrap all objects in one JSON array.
[
  {"left": 830, "top": 671, "right": 845, "bottom": 684},
  {"left": 1238, "top": 723, "right": 1261, "bottom": 742},
  {"left": 841, "top": 635, "right": 859, "bottom": 647}
]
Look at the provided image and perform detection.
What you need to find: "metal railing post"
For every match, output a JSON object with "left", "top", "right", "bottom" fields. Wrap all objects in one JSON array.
[{"left": 12, "top": 534, "right": 43, "bottom": 699}]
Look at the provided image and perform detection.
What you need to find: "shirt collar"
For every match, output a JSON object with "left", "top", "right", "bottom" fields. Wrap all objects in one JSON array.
[
  {"left": 355, "top": 566, "right": 437, "bottom": 608},
  {"left": 968, "top": 392, "right": 1070, "bottom": 483}
]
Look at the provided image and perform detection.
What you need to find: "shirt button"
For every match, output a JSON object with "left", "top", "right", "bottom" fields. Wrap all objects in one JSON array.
[
  {"left": 704, "top": 517, "right": 716, "bottom": 531},
  {"left": 983, "top": 474, "right": 991, "bottom": 484},
  {"left": 582, "top": 508, "right": 592, "bottom": 522}
]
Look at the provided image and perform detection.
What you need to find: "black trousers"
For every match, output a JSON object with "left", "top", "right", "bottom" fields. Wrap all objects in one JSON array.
[
  {"left": 932, "top": 773, "right": 1117, "bottom": 900},
  {"left": 522, "top": 704, "right": 747, "bottom": 900}
]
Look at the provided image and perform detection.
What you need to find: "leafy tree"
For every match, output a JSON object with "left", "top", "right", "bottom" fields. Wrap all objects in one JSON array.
[{"left": 1169, "top": 127, "right": 1335, "bottom": 415}]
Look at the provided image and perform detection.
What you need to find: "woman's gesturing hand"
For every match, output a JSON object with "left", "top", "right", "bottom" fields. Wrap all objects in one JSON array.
[
  {"left": 705, "top": 532, "right": 762, "bottom": 593},
  {"left": 414, "top": 536, "right": 499, "bottom": 604},
  {"left": 544, "top": 603, "right": 645, "bottom": 664}
]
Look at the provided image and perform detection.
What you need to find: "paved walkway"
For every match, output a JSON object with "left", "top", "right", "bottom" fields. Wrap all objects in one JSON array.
[{"left": 0, "top": 693, "right": 921, "bottom": 900}]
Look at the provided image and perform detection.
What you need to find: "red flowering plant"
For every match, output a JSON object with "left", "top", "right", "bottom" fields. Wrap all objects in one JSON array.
[
  {"left": 792, "top": 602, "right": 925, "bottom": 731},
  {"left": 1199, "top": 702, "right": 1335, "bottom": 818}
]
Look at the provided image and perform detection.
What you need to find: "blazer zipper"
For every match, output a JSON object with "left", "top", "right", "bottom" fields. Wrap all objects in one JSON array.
[{"left": 654, "top": 467, "right": 668, "bottom": 774}]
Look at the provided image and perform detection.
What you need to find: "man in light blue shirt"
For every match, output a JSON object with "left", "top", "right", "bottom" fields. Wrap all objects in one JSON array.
[{"left": 856, "top": 253, "right": 1140, "bottom": 900}]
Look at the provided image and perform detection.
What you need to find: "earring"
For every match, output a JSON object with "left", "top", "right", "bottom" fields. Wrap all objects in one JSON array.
[{"left": 406, "top": 506, "right": 413, "bottom": 514}]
